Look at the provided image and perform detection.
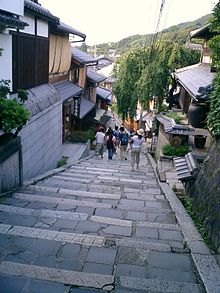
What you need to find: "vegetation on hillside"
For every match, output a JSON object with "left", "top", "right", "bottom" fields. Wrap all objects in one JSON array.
[{"left": 78, "top": 14, "right": 211, "bottom": 55}]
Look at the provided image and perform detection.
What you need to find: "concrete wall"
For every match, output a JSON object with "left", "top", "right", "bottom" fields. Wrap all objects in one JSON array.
[
  {"left": 20, "top": 100, "right": 63, "bottom": 180},
  {"left": 189, "top": 137, "right": 220, "bottom": 251}
]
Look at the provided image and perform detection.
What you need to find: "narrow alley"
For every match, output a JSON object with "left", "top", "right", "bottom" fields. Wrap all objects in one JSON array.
[{"left": 0, "top": 145, "right": 219, "bottom": 292}]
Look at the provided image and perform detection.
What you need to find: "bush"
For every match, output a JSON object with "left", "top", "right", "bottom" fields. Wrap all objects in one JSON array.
[
  {"left": 69, "top": 131, "right": 89, "bottom": 143},
  {"left": 0, "top": 79, "right": 30, "bottom": 135},
  {"left": 0, "top": 98, "right": 30, "bottom": 134},
  {"left": 57, "top": 156, "right": 68, "bottom": 167},
  {"left": 162, "top": 144, "right": 189, "bottom": 156},
  {"left": 86, "top": 129, "right": 95, "bottom": 141},
  {"left": 166, "top": 112, "right": 182, "bottom": 124}
]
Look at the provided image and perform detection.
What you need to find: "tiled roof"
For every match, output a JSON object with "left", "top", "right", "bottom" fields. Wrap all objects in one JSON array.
[
  {"left": 104, "top": 76, "right": 117, "bottom": 83},
  {"left": 87, "top": 69, "right": 106, "bottom": 83},
  {"left": 156, "top": 114, "right": 195, "bottom": 136},
  {"left": 53, "top": 80, "right": 83, "bottom": 102},
  {"left": 189, "top": 24, "right": 214, "bottom": 40},
  {"left": 96, "top": 87, "right": 112, "bottom": 100},
  {"left": 174, "top": 63, "right": 214, "bottom": 101},
  {"left": 11, "top": 84, "right": 61, "bottom": 117},
  {"left": 174, "top": 152, "right": 199, "bottom": 181},
  {"left": 24, "top": 0, "right": 59, "bottom": 23},
  {"left": 52, "top": 22, "right": 86, "bottom": 40},
  {"left": 80, "top": 96, "right": 96, "bottom": 119},
  {"left": 0, "top": 13, "right": 28, "bottom": 29},
  {"left": 72, "top": 47, "right": 98, "bottom": 65}
]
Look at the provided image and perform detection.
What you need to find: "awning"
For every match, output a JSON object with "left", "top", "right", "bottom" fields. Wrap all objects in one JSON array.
[
  {"left": 24, "top": 0, "right": 59, "bottom": 23},
  {"left": 0, "top": 13, "right": 28, "bottom": 29},
  {"left": 80, "top": 96, "right": 96, "bottom": 119},
  {"left": 174, "top": 63, "right": 214, "bottom": 101},
  {"left": 87, "top": 69, "right": 106, "bottom": 83},
  {"left": 72, "top": 47, "right": 98, "bottom": 65},
  {"left": 51, "top": 22, "right": 86, "bottom": 41},
  {"left": 96, "top": 87, "right": 112, "bottom": 100},
  {"left": 53, "top": 80, "right": 83, "bottom": 102}
]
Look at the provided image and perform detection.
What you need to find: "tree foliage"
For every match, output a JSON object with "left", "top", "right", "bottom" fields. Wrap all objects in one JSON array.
[
  {"left": 207, "top": 1, "right": 220, "bottom": 136},
  {"left": 113, "top": 40, "right": 200, "bottom": 117}
]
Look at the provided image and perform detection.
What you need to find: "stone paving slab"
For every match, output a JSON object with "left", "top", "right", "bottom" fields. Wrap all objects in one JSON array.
[
  {"left": 118, "top": 276, "right": 202, "bottom": 293},
  {"left": 90, "top": 216, "right": 132, "bottom": 227},
  {"left": 26, "top": 185, "right": 122, "bottom": 200},
  {"left": 13, "top": 193, "right": 113, "bottom": 209},
  {"left": 0, "top": 203, "right": 89, "bottom": 220},
  {"left": 0, "top": 224, "right": 105, "bottom": 247},
  {"left": 0, "top": 261, "right": 114, "bottom": 291}
]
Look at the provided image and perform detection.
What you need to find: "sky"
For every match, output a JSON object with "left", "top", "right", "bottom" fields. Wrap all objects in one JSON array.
[{"left": 39, "top": 0, "right": 218, "bottom": 45}]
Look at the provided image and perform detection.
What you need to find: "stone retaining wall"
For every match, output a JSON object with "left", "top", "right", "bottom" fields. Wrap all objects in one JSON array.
[
  {"left": 20, "top": 100, "right": 62, "bottom": 181},
  {"left": 0, "top": 137, "right": 22, "bottom": 194},
  {"left": 189, "top": 137, "right": 220, "bottom": 251}
]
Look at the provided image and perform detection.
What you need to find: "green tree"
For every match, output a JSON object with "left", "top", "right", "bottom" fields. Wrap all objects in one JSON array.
[
  {"left": 114, "top": 40, "right": 200, "bottom": 117},
  {"left": 113, "top": 47, "right": 149, "bottom": 119},
  {"left": 207, "top": 1, "right": 220, "bottom": 136}
]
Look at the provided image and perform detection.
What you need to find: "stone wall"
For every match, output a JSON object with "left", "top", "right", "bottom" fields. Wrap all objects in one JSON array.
[
  {"left": 155, "top": 125, "right": 169, "bottom": 160},
  {"left": 20, "top": 100, "right": 63, "bottom": 181},
  {"left": 189, "top": 137, "right": 220, "bottom": 250}
]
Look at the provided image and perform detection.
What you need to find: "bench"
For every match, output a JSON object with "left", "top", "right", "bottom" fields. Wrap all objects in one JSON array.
[{"left": 174, "top": 152, "right": 199, "bottom": 182}]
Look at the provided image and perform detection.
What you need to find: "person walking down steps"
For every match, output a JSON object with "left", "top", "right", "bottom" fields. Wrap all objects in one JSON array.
[
  {"left": 130, "top": 128, "right": 145, "bottom": 171},
  {"left": 95, "top": 127, "right": 105, "bottom": 158},
  {"left": 119, "top": 126, "right": 129, "bottom": 161}
]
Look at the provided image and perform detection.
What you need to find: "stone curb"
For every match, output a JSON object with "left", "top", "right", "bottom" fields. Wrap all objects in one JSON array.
[{"left": 147, "top": 152, "right": 220, "bottom": 293}]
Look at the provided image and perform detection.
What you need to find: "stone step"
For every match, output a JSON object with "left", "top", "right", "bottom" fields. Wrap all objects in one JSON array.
[
  {"left": 0, "top": 203, "right": 180, "bottom": 230},
  {"left": 12, "top": 191, "right": 175, "bottom": 217},
  {"left": 0, "top": 222, "right": 182, "bottom": 252},
  {"left": 24, "top": 184, "right": 164, "bottom": 205},
  {"left": 0, "top": 261, "right": 202, "bottom": 292},
  {"left": 0, "top": 261, "right": 114, "bottom": 291},
  {"left": 51, "top": 174, "right": 158, "bottom": 189}
]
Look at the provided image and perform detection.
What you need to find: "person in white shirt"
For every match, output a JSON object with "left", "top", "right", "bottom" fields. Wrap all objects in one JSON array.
[
  {"left": 95, "top": 127, "right": 105, "bottom": 158},
  {"left": 130, "top": 128, "right": 145, "bottom": 171}
]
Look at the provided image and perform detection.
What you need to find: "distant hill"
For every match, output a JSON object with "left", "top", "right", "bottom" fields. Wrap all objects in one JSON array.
[{"left": 81, "top": 14, "right": 212, "bottom": 55}]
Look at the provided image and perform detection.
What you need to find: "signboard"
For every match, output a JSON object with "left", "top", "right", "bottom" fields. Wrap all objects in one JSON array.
[{"left": 71, "top": 98, "right": 80, "bottom": 117}]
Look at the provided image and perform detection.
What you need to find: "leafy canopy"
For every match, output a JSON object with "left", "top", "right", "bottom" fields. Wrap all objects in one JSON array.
[{"left": 113, "top": 40, "right": 199, "bottom": 118}]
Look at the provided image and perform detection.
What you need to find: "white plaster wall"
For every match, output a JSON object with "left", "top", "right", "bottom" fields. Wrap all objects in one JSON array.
[
  {"left": 37, "top": 19, "right": 48, "bottom": 38},
  {"left": 0, "top": 33, "right": 12, "bottom": 88},
  {"left": 19, "top": 100, "right": 63, "bottom": 180},
  {"left": 0, "top": 0, "right": 24, "bottom": 16},
  {"left": 20, "top": 14, "right": 35, "bottom": 35}
]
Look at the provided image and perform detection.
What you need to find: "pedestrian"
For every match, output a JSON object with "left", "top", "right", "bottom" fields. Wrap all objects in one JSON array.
[
  {"left": 113, "top": 125, "right": 120, "bottom": 153},
  {"left": 95, "top": 127, "right": 105, "bottom": 158},
  {"left": 130, "top": 128, "right": 145, "bottom": 171},
  {"left": 119, "top": 126, "right": 129, "bottom": 161},
  {"left": 106, "top": 128, "right": 116, "bottom": 160}
]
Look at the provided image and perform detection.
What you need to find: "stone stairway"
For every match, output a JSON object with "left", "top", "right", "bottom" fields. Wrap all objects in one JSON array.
[{"left": 0, "top": 150, "right": 207, "bottom": 292}]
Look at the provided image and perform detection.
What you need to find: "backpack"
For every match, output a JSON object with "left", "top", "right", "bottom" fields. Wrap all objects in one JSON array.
[
  {"left": 107, "top": 134, "right": 114, "bottom": 148},
  {"left": 120, "top": 133, "right": 128, "bottom": 146}
]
